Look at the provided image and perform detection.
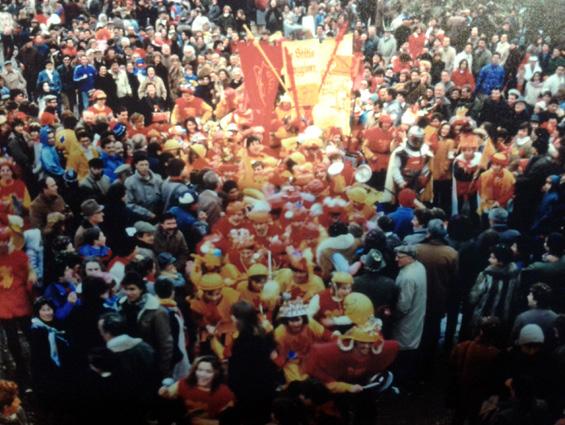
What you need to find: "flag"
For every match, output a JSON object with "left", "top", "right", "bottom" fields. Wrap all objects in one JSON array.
[
  {"left": 282, "top": 38, "right": 328, "bottom": 107},
  {"left": 238, "top": 41, "right": 283, "bottom": 117},
  {"left": 313, "top": 34, "right": 355, "bottom": 134}
]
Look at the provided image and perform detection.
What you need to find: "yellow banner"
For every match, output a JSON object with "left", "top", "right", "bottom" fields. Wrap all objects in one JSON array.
[
  {"left": 313, "top": 34, "right": 354, "bottom": 135},
  {"left": 282, "top": 38, "right": 329, "bottom": 107}
]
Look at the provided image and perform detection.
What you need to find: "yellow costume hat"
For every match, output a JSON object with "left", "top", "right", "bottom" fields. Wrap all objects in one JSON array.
[{"left": 198, "top": 273, "right": 224, "bottom": 291}]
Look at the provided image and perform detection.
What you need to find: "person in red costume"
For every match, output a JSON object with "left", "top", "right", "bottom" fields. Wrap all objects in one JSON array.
[
  {"left": 0, "top": 226, "right": 33, "bottom": 388},
  {"left": 362, "top": 114, "right": 394, "bottom": 190},
  {"left": 211, "top": 201, "right": 250, "bottom": 240},
  {"left": 0, "top": 158, "right": 31, "bottom": 218},
  {"left": 304, "top": 323, "right": 399, "bottom": 425},
  {"left": 315, "top": 272, "right": 354, "bottom": 330},
  {"left": 171, "top": 85, "right": 213, "bottom": 125},
  {"left": 87, "top": 90, "right": 114, "bottom": 120}
]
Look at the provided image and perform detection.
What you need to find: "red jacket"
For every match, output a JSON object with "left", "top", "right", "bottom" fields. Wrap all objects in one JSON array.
[
  {"left": 0, "top": 250, "right": 32, "bottom": 319},
  {"left": 305, "top": 340, "right": 399, "bottom": 387},
  {"left": 451, "top": 69, "right": 476, "bottom": 91}
]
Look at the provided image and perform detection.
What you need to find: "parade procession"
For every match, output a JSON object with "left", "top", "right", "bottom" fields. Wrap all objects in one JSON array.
[{"left": 0, "top": 0, "right": 564, "bottom": 424}]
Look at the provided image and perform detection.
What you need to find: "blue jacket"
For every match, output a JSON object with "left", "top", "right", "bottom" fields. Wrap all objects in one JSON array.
[
  {"left": 388, "top": 207, "right": 414, "bottom": 239},
  {"left": 36, "top": 69, "right": 62, "bottom": 94},
  {"left": 101, "top": 151, "right": 124, "bottom": 182},
  {"left": 40, "top": 126, "right": 64, "bottom": 176},
  {"left": 169, "top": 206, "right": 197, "bottom": 236},
  {"left": 44, "top": 282, "right": 80, "bottom": 321},
  {"left": 73, "top": 64, "right": 97, "bottom": 92},
  {"left": 475, "top": 64, "right": 505, "bottom": 95},
  {"left": 78, "top": 244, "right": 111, "bottom": 258}
]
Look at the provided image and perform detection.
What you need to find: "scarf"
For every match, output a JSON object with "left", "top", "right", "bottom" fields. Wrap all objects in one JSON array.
[{"left": 31, "top": 318, "right": 68, "bottom": 367}]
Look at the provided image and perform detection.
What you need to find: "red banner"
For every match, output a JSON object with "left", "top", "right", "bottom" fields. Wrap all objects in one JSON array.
[{"left": 238, "top": 41, "right": 283, "bottom": 120}]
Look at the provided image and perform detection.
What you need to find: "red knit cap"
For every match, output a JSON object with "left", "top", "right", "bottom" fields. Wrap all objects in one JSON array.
[{"left": 398, "top": 188, "right": 416, "bottom": 207}]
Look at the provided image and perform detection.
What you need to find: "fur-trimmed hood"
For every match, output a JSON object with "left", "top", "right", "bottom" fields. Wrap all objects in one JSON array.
[{"left": 316, "top": 233, "right": 356, "bottom": 260}]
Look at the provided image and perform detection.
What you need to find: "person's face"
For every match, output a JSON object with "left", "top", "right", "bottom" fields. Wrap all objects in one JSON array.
[
  {"left": 80, "top": 135, "right": 91, "bottom": 147},
  {"left": 0, "top": 165, "right": 13, "bottom": 181},
  {"left": 491, "top": 89, "right": 501, "bottom": 101},
  {"left": 80, "top": 56, "right": 88, "bottom": 66},
  {"left": 195, "top": 361, "right": 215, "bottom": 388},
  {"left": 488, "top": 252, "right": 500, "bottom": 267},
  {"left": 395, "top": 253, "right": 411, "bottom": 268},
  {"left": 103, "top": 141, "right": 115, "bottom": 155},
  {"left": 287, "top": 316, "right": 304, "bottom": 334},
  {"left": 520, "top": 344, "right": 541, "bottom": 356},
  {"left": 38, "top": 304, "right": 54, "bottom": 322},
  {"left": 203, "top": 289, "right": 222, "bottom": 304},
  {"left": 440, "top": 124, "right": 450, "bottom": 137},
  {"left": 44, "top": 177, "right": 58, "bottom": 197},
  {"left": 491, "top": 55, "right": 500, "bottom": 66},
  {"left": 355, "top": 341, "right": 372, "bottom": 356},
  {"left": 91, "top": 166, "right": 104, "bottom": 180},
  {"left": 293, "top": 269, "right": 308, "bottom": 284},
  {"left": 434, "top": 85, "right": 445, "bottom": 98},
  {"left": 136, "top": 160, "right": 150, "bottom": 176},
  {"left": 85, "top": 261, "right": 102, "bottom": 275},
  {"left": 147, "top": 67, "right": 155, "bottom": 78},
  {"left": 335, "top": 284, "right": 352, "bottom": 300},
  {"left": 124, "top": 284, "right": 143, "bottom": 303},
  {"left": 527, "top": 291, "right": 537, "bottom": 308},
  {"left": 491, "top": 163, "right": 502, "bottom": 173},
  {"left": 253, "top": 222, "right": 269, "bottom": 236},
  {"left": 99, "top": 66, "right": 107, "bottom": 76},
  {"left": 249, "top": 275, "right": 267, "bottom": 292},
  {"left": 161, "top": 218, "right": 177, "bottom": 233},
  {"left": 89, "top": 207, "right": 104, "bottom": 224},
  {"left": 542, "top": 177, "right": 553, "bottom": 192},
  {"left": 95, "top": 231, "right": 107, "bottom": 246},
  {"left": 138, "top": 232, "right": 155, "bottom": 245}
]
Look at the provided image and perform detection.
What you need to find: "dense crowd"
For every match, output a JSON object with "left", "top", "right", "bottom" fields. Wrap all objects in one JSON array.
[{"left": 0, "top": 0, "right": 564, "bottom": 425}]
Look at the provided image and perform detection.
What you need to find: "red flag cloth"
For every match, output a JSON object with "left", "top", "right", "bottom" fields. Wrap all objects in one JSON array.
[
  {"left": 351, "top": 52, "right": 365, "bottom": 91},
  {"left": 238, "top": 41, "right": 283, "bottom": 116}
]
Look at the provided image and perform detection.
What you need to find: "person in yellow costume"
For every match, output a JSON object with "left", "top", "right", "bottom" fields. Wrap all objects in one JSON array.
[
  {"left": 237, "top": 135, "right": 279, "bottom": 190},
  {"left": 275, "top": 249, "right": 325, "bottom": 302},
  {"left": 235, "top": 263, "right": 276, "bottom": 331},
  {"left": 345, "top": 186, "right": 376, "bottom": 226},
  {"left": 189, "top": 249, "right": 240, "bottom": 288},
  {"left": 188, "top": 273, "right": 240, "bottom": 360},
  {"left": 273, "top": 298, "right": 333, "bottom": 383}
]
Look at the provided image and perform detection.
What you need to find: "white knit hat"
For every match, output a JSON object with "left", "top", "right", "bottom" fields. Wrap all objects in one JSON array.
[{"left": 518, "top": 324, "right": 544, "bottom": 345}]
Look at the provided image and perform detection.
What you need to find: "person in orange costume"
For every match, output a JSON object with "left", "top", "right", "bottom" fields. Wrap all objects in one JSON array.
[
  {"left": 171, "top": 86, "right": 213, "bottom": 125},
  {"left": 273, "top": 298, "right": 333, "bottom": 383},
  {"left": 478, "top": 152, "right": 516, "bottom": 215},
  {"left": 362, "top": 114, "right": 394, "bottom": 190},
  {"left": 188, "top": 273, "right": 240, "bottom": 360}
]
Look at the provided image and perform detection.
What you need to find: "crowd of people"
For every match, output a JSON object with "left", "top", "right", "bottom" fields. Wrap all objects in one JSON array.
[{"left": 0, "top": 0, "right": 564, "bottom": 424}]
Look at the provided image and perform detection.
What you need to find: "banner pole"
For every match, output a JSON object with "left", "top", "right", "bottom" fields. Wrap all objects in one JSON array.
[
  {"left": 317, "top": 22, "right": 349, "bottom": 95},
  {"left": 243, "top": 25, "right": 288, "bottom": 93}
]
